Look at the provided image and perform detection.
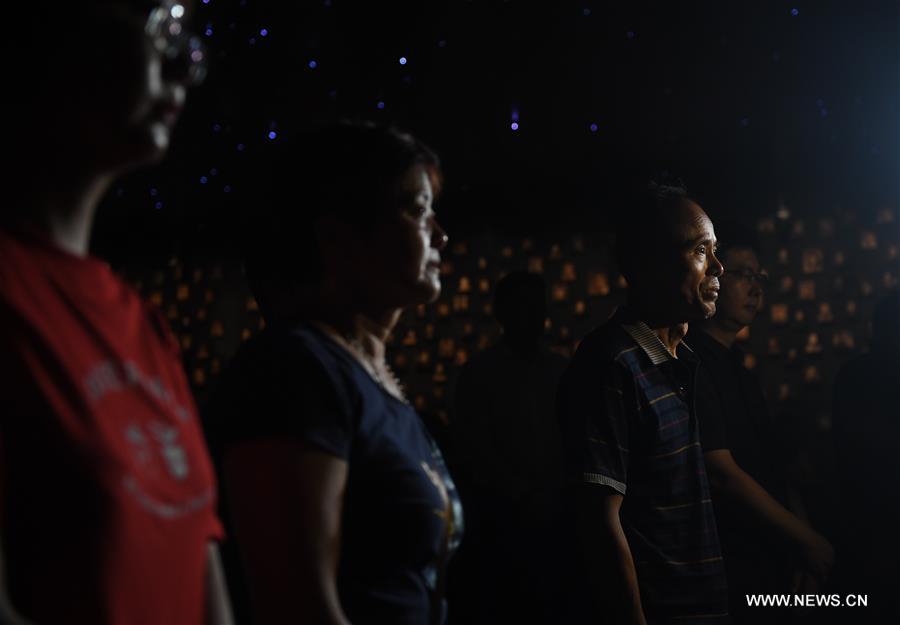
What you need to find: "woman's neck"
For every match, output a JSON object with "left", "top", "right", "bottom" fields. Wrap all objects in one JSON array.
[
  {"left": 329, "top": 311, "right": 400, "bottom": 363},
  {"left": 290, "top": 285, "right": 401, "bottom": 364}
]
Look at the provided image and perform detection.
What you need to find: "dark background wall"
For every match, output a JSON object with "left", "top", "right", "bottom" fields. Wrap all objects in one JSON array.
[{"left": 93, "top": 0, "right": 900, "bottom": 262}]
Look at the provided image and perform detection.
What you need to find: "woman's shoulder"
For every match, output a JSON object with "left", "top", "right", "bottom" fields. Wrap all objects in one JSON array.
[
  {"left": 224, "top": 322, "right": 378, "bottom": 418},
  {"left": 225, "top": 323, "right": 348, "bottom": 388},
  {"left": 248, "top": 324, "right": 349, "bottom": 375},
  {"left": 207, "top": 323, "right": 362, "bottom": 454}
]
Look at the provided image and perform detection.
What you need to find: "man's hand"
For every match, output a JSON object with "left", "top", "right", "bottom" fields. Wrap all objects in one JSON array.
[
  {"left": 703, "top": 449, "right": 836, "bottom": 586},
  {"left": 798, "top": 529, "right": 835, "bottom": 584},
  {"left": 790, "top": 569, "right": 819, "bottom": 594}
]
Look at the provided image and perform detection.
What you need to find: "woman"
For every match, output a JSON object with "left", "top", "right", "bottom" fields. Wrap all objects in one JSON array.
[
  {"left": 0, "top": 3, "right": 231, "bottom": 623},
  {"left": 207, "top": 123, "right": 463, "bottom": 625}
]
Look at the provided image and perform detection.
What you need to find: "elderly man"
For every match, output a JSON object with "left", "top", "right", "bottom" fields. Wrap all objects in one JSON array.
[{"left": 558, "top": 182, "right": 729, "bottom": 625}]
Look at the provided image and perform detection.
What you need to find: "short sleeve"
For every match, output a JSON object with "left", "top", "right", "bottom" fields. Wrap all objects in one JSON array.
[
  {"left": 207, "top": 332, "right": 355, "bottom": 460},
  {"left": 557, "top": 355, "right": 630, "bottom": 495},
  {"left": 694, "top": 364, "right": 729, "bottom": 452}
]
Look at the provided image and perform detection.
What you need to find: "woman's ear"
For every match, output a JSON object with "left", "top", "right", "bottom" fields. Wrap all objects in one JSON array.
[{"left": 315, "top": 214, "right": 363, "bottom": 270}]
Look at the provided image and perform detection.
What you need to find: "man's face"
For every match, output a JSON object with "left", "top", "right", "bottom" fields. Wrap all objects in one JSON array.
[
  {"left": 716, "top": 247, "right": 765, "bottom": 330},
  {"left": 656, "top": 200, "right": 724, "bottom": 322}
]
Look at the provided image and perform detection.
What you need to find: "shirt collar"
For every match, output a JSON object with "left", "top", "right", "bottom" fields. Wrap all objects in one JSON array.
[{"left": 615, "top": 307, "right": 695, "bottom": 365}]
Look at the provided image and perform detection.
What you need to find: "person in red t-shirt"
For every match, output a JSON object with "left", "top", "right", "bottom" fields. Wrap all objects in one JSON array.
[{"left": 0, "top": 3, "right": 232, "bottom": 624}]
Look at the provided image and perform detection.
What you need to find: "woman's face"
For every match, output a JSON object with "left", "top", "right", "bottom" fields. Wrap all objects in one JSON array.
[{"left": 353, "top": 164, "right": 449, "bottom": 309}]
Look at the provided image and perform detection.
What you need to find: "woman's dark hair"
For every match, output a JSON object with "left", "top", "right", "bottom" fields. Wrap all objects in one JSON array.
[
  {"left": 614, "top": 179, "right": 690, "bottom": 283},
  {"left": 242, "top": 121, "right": 442, "bottom": 294}
]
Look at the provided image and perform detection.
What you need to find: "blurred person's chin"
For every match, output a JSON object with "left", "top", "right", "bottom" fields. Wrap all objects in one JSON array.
[
  {"left": 102, "top": 122, "right": 173, "bottom": 173},
  {"left": 422, "top": 269, "right": 442, "bottom": 303},
  {"left": 416, "top": 277, "right": 442, "bottom": 305},
  {"left": 409, "top": 278, "right": 442, "bottom": 307},
  {"left": 148, "top": 121, "right": 173, "bottom": 155}
]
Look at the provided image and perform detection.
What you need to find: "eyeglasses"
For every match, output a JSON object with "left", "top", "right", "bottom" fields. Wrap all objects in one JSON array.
[
  {"left": 145, "top": 2, "right": 207, "bottom": 86},
  {"left": 723, "top": 268, "right": 769, "bottom": 288}
]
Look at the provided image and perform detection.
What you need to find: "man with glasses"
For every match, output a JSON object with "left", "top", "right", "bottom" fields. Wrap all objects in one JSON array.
[
  {"left": 0, "top": 2, "right": 228, "bottom": 624},
  {"left": 686, "top": 224, "right": 834, "bottom": 624}
]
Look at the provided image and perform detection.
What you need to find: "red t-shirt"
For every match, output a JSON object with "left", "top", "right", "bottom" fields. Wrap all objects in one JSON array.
[{"left": 0, "top": 227, "right": 223, "bottom": 625}]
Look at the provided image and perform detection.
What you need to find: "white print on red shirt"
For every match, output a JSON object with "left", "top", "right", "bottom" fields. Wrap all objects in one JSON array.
[
  {"left": 82, "top": 358, "right": 211, "bottom": 517},
  {"left": 84, "top": 359, "right": 192, "bottom": 421},
  {"left": 124, "top": 420, "right": 190, "bottom": 480}
]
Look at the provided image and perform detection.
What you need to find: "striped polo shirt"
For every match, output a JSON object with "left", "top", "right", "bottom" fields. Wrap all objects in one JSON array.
[{"left": 558, "top": 308, "right": 729, "bottom": 624}]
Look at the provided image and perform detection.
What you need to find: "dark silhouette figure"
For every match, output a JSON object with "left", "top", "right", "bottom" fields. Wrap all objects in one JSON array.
[
  {"left": 449, "top": 271, "right": 568, "bottom": 625},
  {"left": 831, "top": 291, "right": 900, "bottom": 624}
]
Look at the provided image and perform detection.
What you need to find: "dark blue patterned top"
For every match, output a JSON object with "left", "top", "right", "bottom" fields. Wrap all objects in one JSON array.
[{"left": 209, "top": 322, "right": 463, "bottom": 625}]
